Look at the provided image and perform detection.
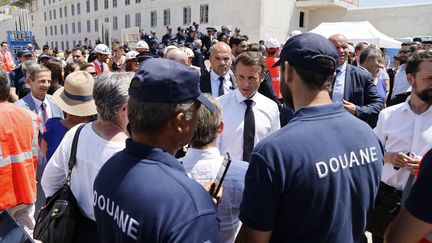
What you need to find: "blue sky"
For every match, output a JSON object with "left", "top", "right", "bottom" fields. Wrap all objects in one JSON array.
[{"left": 361, "top": 0, "right": 432, "bottom": 7}]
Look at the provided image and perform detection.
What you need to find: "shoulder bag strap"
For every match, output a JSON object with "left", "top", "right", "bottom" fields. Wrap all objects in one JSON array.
[{"left": 66, "top": 124, "right": 86, "bottom": 185}]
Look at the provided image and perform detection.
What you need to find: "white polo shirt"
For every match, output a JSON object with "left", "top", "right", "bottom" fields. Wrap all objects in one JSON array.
[
  {"left": 217, "top": 88, "right": 280, "bottom": 161},
  {"left": 374, "top": 99, "right": 432, "bottom": 190}
]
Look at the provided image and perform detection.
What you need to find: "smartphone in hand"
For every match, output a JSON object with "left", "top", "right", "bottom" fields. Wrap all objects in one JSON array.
[{"left": 212, "top": 152, "right": 232, "bottom": 198}]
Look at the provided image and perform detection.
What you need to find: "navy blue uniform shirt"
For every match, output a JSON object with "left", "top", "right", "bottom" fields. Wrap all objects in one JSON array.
[
  {"left": 93, "top": 139, "right": 220, "bottom": 243},
  {"left": 406, "top": 148, "right": 432, "bottom": 224},
  {"left": 239, "top": 103, "right": 383, "bottom": 243}
]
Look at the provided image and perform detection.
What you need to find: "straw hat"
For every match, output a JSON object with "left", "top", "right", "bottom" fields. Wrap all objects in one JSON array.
[{"left": 52, "top": 71, "right": 97, "bottom": 116}]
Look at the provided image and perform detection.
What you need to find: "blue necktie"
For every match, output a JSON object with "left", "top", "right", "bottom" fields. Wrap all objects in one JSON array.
[{"left": 243, "top": 99, "right": 255, "bottom": 161}]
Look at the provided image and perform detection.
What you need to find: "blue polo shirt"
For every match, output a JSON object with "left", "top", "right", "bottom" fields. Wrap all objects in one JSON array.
[
  {"left": 239, "top": 103, "right": 383, "bottom": 243},
  {"left": 93, "top": 139, "right": 220, "bottom": 243},
  {"left": 406, "top": 148, "right": 432, "bottom": 224}
]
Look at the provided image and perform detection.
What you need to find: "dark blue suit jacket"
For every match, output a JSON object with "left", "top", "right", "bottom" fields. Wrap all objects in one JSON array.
[
  {"left": 199, "top": 71, "right": 237, "bottom": 95},
  {"left": 343, "top": 64, "right": 384, "bottom": 127}
]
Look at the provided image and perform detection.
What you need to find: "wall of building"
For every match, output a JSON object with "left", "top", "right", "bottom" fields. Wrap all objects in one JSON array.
[
  {"left": 260, "top": 0, "right": 296, "bottom": 43},
  {"left": 306, "top": 3, "right": 432, "bottom": 39}
]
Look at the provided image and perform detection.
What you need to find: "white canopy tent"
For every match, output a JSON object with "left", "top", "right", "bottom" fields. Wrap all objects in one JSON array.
[{"left": 309, "top": 21, "right": 402, "bottom": 49}]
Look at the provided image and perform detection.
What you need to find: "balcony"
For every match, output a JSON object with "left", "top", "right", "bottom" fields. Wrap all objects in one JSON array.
[{"left": 296, "top": 0, "right": 360, "bottom": 9}]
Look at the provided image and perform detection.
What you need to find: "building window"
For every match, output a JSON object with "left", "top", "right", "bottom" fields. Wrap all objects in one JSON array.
[
  {"left": 86, "top": 0, "right": 90, "bottom": 13},
  {"left": 135, "top": 13, "right": 141, "bottom": 28},
  {"left": 44, "top": 12, "right": 47, "bottom": 21},
  {"left": 78, "top": 22, "right": 81, "bottom": 33},
  {"left": 136, "top": 0, "right": 141, "bottom": 3},
  {"left": 50, "top": 26, "right": 53, "bottom": 35},
  {"left": 104, "top": 0, "right": 108, "bottom": 9},
  {"left": 200, "top": 4, "right": 208, "bottom": 24},
  {"left": 73, "top": 40, "right": 76, "bottom": 47},
  {"left": 43, "top": 0, "right": 46, "bottom": 6},
  {"left": 54, "top": 25, "right": 57, "bottom": 35},
  {"left": 59, "top": 7, "right": 62, "bottom": 18},
  {"left": 150, "top": 11, "right": 157, "bottom": 28},
  {"left": 113, "top": 0, "right": 117, "bottom": 8},
  {"left": 71, "top": 4, "right": 75, "bottom": 16},
  {"left": 49, "top": 10, "right": 52, "bottom": 20},
  {"left": 94, "top": 0, "right": 98, "bottom": 12},
  {"left": 55, "top": 41, "right": 58, "bottom": 49},
  {"left": 60, "top": 24, "right": 63, "bottom": 34},
  {"left": 77, "top": 3, "right": 81, "bottom": 15},
  {"left": 61, "top": 41, "right": 64, "bottom": 51},
  {"left": 87, "top": 20, "right": 91, "bottom": 32},
  {"left": 104, "top": 17, "right": 109, "bottom": 23},
  {"left": 125, "top": 14, "right": 130, "bottom": 28},
  {"left": 125, "top": 0, "right": 130, "bottom": 6},
  {"left": 45, "top": 26, "right": 48, "bottom": 35},
  {"left": 95, "top": 19, "right": 99, "bottom": 32},
  {"left": 163, "top": 9, "right": 170, "bottom": 26},
  {"left": 113, "top": 16, "right": 118, "bottom": 30},
  {"left": 72, "top": 22, "right": 76, "bottom": 34},
  {"left": 183, "top": 6, "right": 191, "bottom": 25},
  {"left": 64, "top": 6, "right": 67, "bottom": 17},
  {"left": 53, "top": 9, "right": 56, "bottom": 19},
  {"left": 299, "top": 11, "right": 304, "bottom": 28},
  {"left": 65, "top": 23, "right": 68, "bottom": 34},
  {"left": 66, "top": 41, "right": 70, "bottom": 50}
]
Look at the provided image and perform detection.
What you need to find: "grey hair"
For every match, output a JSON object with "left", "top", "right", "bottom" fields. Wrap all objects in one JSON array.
[
  {"left": 128, "top": 98, "right": 197, "bottom": 133},
  {"left": 359, "top": 47, "right": 382, "bottom": 64},
  {"left": 93, "top": 72, "right": 134, "bottom": 121},
  {"left": 21, "top": 60, "right": 38, "bottom": 77},
  {"left": 28, "top": 64, "right": 50, "bottom": 81}
]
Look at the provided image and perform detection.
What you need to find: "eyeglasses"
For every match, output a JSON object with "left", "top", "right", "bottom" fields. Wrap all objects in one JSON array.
[
  {"left": 113, "top": 49, "right": 119, "bottom": 52},
  {"left": 72, "top": 55, "right": 82, "bottom": 58}
]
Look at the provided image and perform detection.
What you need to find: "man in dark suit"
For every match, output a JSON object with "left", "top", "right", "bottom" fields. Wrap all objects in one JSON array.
[
  {"left": 329, "top": 34, "right": 384, "bottom": 127},
  {"left": 200, "top": 42, "right": 236, "bottom": 97}
]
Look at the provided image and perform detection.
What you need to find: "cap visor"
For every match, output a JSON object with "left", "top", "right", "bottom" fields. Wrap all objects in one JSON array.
[
  {"left": 272, "top": 59, "right": 282, "bottom": 68},
  {"left": 196, "top": 94, "right": 216, "bottom": 113}
]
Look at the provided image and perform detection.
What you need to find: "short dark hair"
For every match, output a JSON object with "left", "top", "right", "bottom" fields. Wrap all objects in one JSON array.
[
  {"left": 190, "top": 95, "right": 221, "bottom": 148},
  {"left": 234, "top": 51, "right": 266, "bottom": 75},
  {"left": 229, "top": 35, "right": 248, "bottom": 48},
  {"left": 0, "top": 70, "right": 10, "bottom": 101},
  {"left": 405, "top": 52, "right": 432, "bottom": 76},
  {"left": 285, "top": 58, "right": 335, "bottom": 91},
  {"left": 1, "top": 42, "right": 7, "bottom": 47}
]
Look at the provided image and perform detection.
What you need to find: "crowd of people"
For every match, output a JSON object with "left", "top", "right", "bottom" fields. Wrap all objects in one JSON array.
[{"left": 0, "top": 23, "right": 431, "bottom": 243}]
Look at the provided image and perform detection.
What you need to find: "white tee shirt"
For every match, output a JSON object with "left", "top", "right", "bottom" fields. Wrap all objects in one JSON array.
[{"left": 41, "top": 123, "right": 126, "bottom": 220}]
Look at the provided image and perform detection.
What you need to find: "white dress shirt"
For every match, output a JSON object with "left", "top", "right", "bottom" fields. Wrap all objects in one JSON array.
[
  {"left": 217, "top": 89, "right": 280, "bottom": 161},
  {"left": 180, "top": 147, "right": 249, "bottom": 243},
  {"left": 374, "top": 100, "right": 432, "bottom": 190},
  {"left": 391, "top": 65, "right": 411, "bottom": 98},
  {"left": 210, "top": 70, "right": 234, "bottom": 97},
  {"left": 332, "top": 61, "right": 347, "bottom": 102}
]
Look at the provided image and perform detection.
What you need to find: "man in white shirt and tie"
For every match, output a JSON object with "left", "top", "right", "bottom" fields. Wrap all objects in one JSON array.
[
  {"left": 218, "top": 51, "right": 280, "bottom": 161},
  {"left": 200, "top": 42, "right": 236, "bottom": 97}
]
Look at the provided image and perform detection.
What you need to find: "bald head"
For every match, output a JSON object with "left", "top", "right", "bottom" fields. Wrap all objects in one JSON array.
[
  {"left": 165, "top": 48, "right": 188, "bottom": 66},
  {"left": 210, "top": 42, "right": 232, "bottom": 76},
  {"left": 328, "top": 34, "right": 349, "bottom": 66}
]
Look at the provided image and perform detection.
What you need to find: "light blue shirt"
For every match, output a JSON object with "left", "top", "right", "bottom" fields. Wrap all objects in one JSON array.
[{"left": 332, "top": 61, "right": 347, "bottom": 102}]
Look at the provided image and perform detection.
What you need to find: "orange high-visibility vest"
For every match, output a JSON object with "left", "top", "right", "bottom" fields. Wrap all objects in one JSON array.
[
  {"left": 265, "top": 56, "right": 282, "bottom": 99},
  {"left": 0, "top": 51, "right": 15, "bottom": 72},
  {"left": 92, "top": 61, "right": 109, "bottom": 76},
  {"left": 0, "top": 103, "right": 40, "bottom": 210}
]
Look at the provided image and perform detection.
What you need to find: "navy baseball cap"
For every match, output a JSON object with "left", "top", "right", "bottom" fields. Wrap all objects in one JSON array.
[
  {"left": 273, "top": 33, "right": 338, "bottom": 75},
  {"left": 129, "top": 58, "right": 215, "bottom": 112},
  {"left": 17, "top": 50, "right": 32, "bottom": 57}
]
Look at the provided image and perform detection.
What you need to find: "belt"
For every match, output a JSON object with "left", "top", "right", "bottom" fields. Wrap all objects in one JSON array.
[{"left": 379, "top": 182, "right": 402, "bottom": 198}]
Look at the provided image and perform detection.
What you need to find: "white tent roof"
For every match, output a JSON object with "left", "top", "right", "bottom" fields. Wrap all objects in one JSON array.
[{"left": 309, "top": 21, "right": 402, "bottom": 49}]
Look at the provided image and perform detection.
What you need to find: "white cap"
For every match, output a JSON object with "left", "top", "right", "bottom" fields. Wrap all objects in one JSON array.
[
  {"left": 290, "top": 30, "right": 302, "bottom": 36},
  {"left": 136, "top": 40, "right": 149, "bottom": 50},
  {"left": 181, "top": 47, "right": 194, "bottom": 58},
  {"left": 125, "top": 51, "right": 139, "bottom": 61},
  {"left": 94, "top": 44, "right": 110, "bottom": 55},
  {"left": 163, "top": 45, "right": 178, "bottom": 56},
  {"left": 265, "top": 38, "right": 280, "bottom": 49},
  {"left": 348, "top": 43, "right": 355, "bottom": 53}
]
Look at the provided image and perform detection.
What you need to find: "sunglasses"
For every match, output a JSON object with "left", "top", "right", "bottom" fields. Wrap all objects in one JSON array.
[{"left": 89, "top": 72, "right": 97, "bottom": 77}]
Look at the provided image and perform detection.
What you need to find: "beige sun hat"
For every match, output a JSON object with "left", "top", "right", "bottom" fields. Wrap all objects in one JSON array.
[{"left": 52, "top": 71, "right": 97, "bottom": 116}]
